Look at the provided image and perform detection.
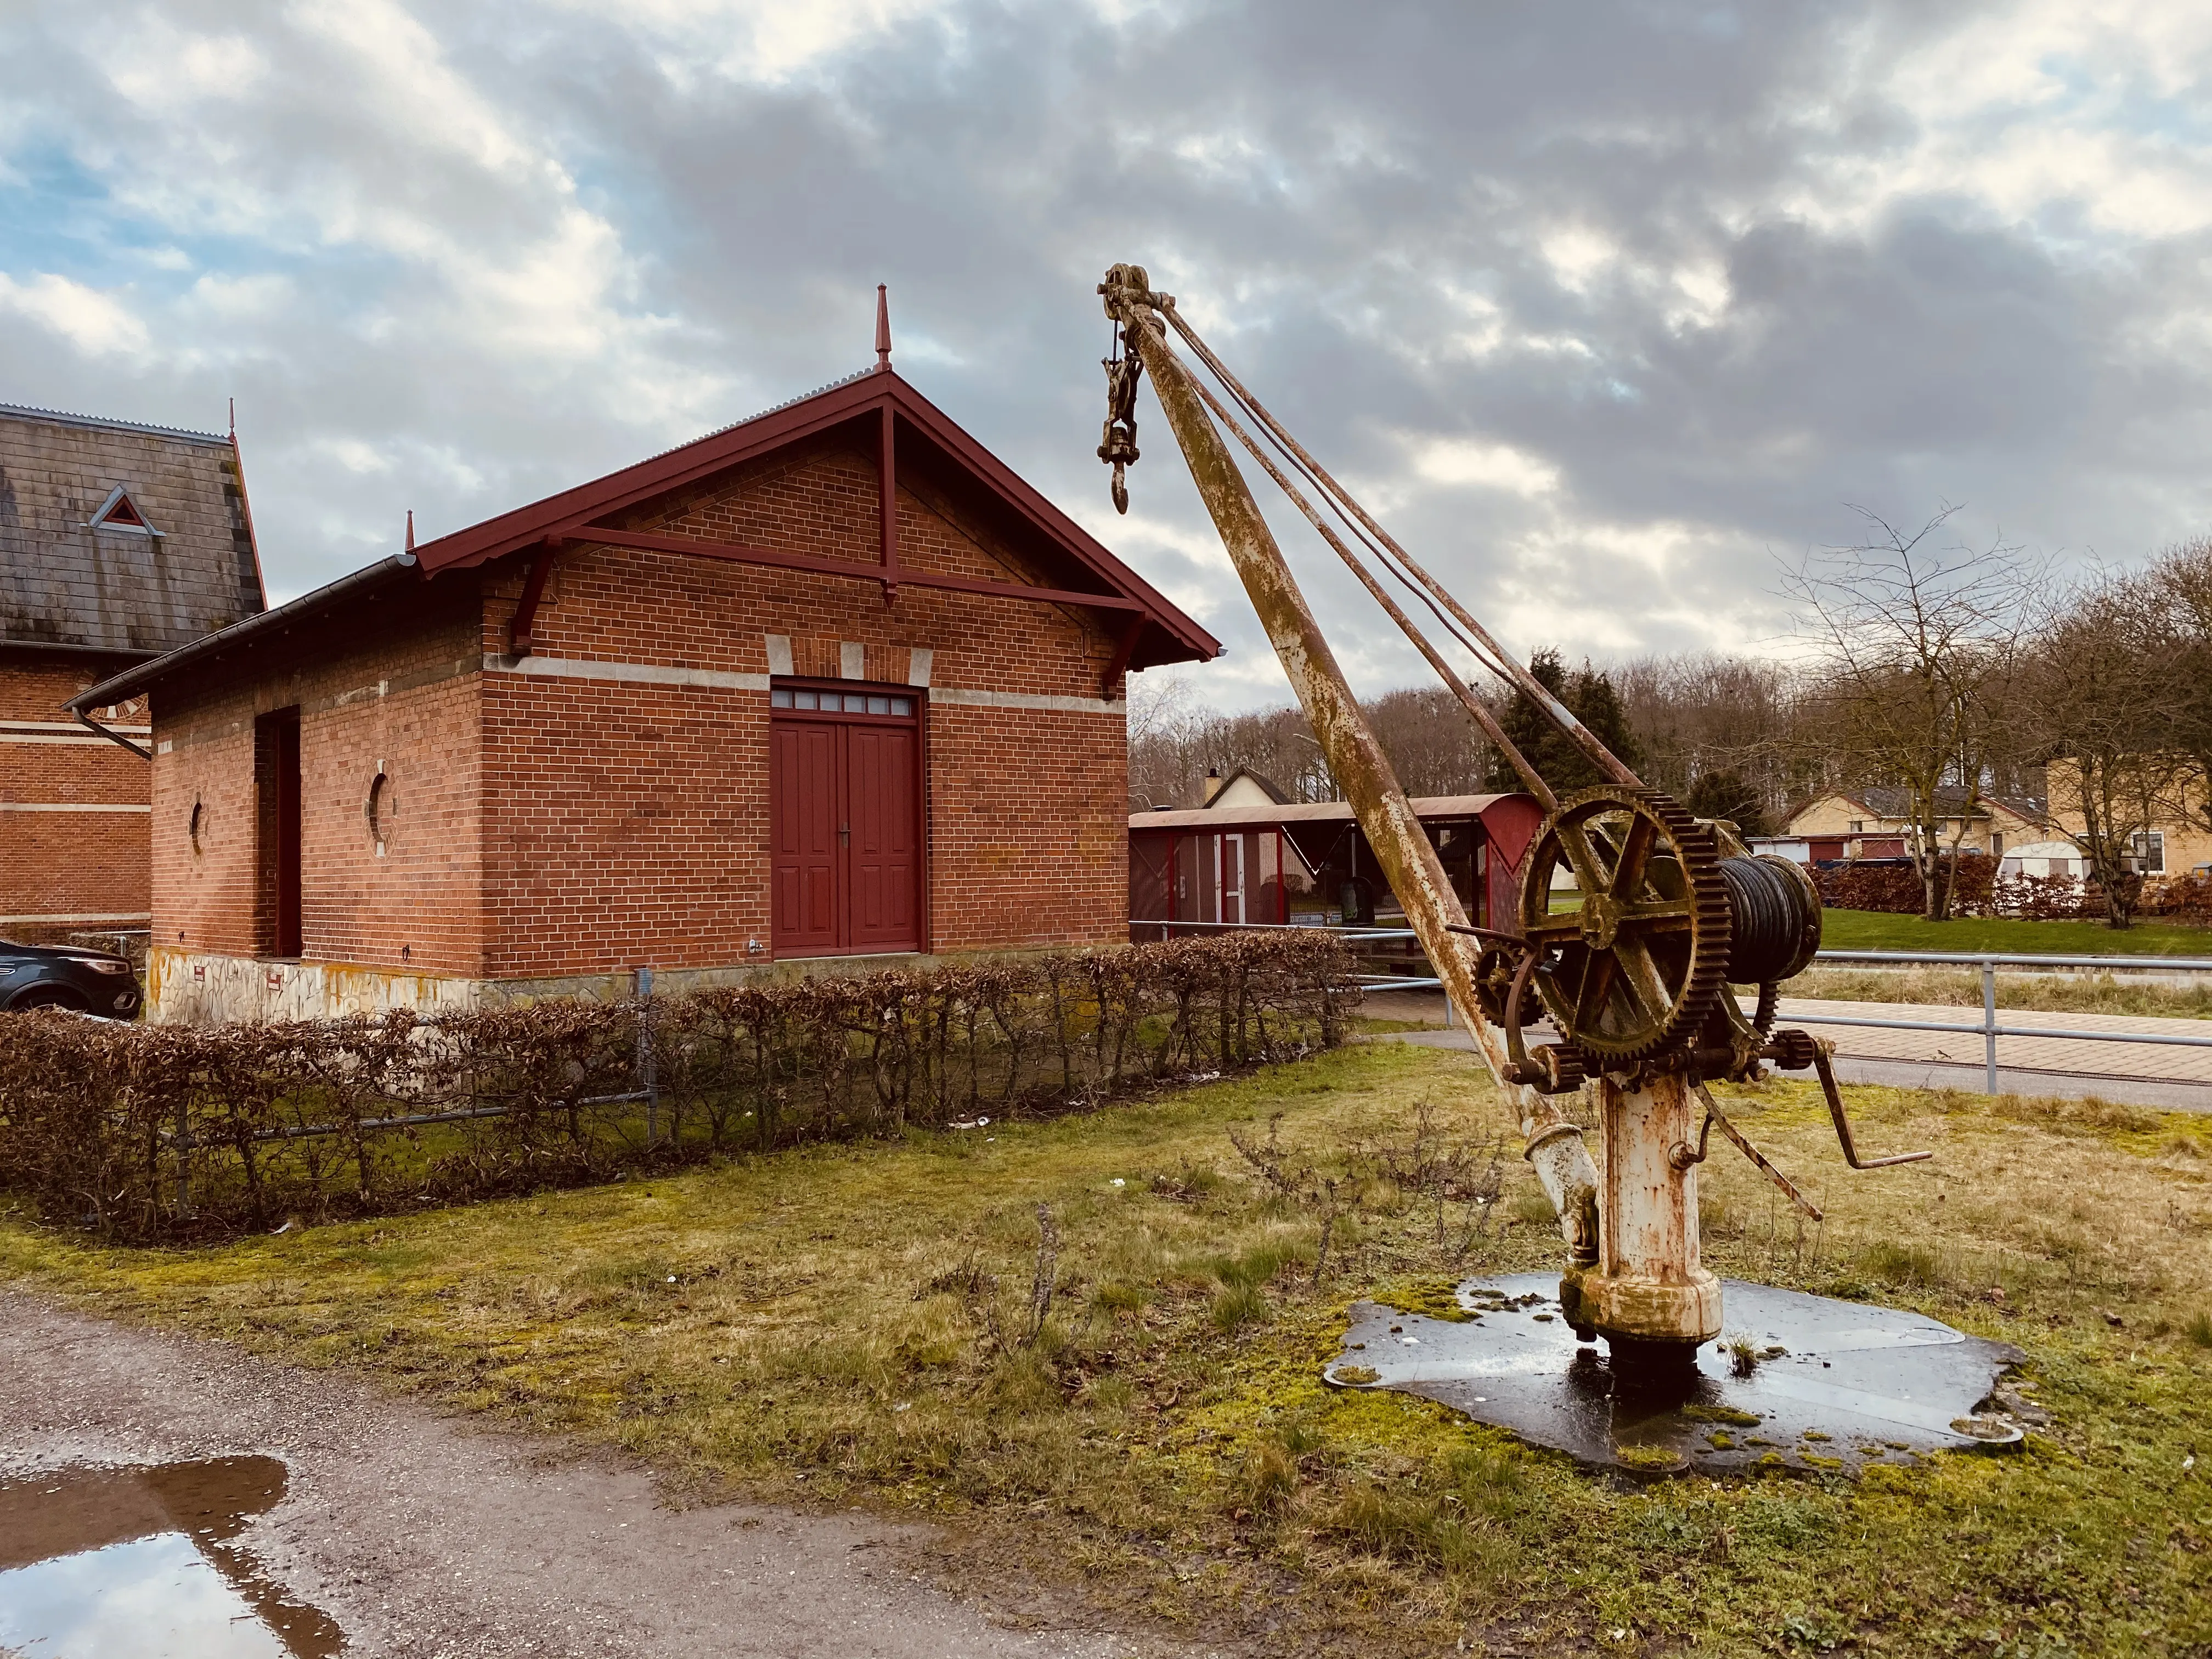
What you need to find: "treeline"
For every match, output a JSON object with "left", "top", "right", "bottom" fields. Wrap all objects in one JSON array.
[
  {"left": 1130, "top": 648, "right": 1823, "bottom": 837},
  {"left": 1131, "top": 514, "right": 2212, "bottom": 927}
]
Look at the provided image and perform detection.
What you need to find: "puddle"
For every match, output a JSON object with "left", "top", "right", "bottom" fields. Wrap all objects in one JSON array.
[
  {"left": 1327, "top": 1273, "right": 2028, "bottom": 1476},
  {"left": 0, "top": 1455, "right": 342, "bottom": 1657}
]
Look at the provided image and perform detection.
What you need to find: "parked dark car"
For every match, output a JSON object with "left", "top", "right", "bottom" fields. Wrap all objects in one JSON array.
[{"left": 0, "top": 938, "right": 142, "bottom": 1018}]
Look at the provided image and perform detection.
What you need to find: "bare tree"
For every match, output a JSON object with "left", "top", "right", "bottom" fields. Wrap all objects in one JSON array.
[
  {"left": 1781, "top": 505, "right": 2034, "bottom": 920},
  {"left": 1126, "top": 674, "right": 1337, "bottom": 809},
  {"left": 1613, "top": 651, "right": 1808, "bottom": 831},
  {"left": 2148, "top": 537, "right": 2212, "bottom": 838},
  {"left": 1364, "top": 686, "right": 1491, "bottom": 797},
  {"left": 2015, "top": 571, "right": 2189, "bottom": 926}
]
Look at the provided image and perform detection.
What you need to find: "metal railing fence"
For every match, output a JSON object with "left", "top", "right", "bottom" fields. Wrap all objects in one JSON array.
[
  {"left": 1130, "top": 921, "right": 2212, "bottom": 1092},
  {"left": 1788, "top": 950, "right": 2212, "bottom": 1093}
]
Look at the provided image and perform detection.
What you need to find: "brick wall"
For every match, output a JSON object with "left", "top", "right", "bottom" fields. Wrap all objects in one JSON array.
[
  {"left": 149, "top": 585, "right": 485, "bottom": 972},
  {"left": 1, "top": 653, "right": 153, "bottom": 931},
  {"left": 926, "top": 702, "right": 1127, "bottom": 951},
  {"left": 473, "top": 432, "right": 1129, "bottom": 974},
  {"left": 481, "top": 674, "right": 770, "bottom": 978},
  {"left": 146, "top": 429, "right": 1136, "bottom": 994}
]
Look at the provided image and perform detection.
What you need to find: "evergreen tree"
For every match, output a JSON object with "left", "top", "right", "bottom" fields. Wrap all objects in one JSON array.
[
  {"left": 1564, "top": 659, "right": 1644, "bottom": 788},
  {"left": 1485, "top": 649, "right": 1573, "bottom": 792},
  {"left": 1484, "top": 651, "right": 1644, "bottom": 797},
  {"left": 1685, "top": 768, "right": 1772, "bottom": 836}
]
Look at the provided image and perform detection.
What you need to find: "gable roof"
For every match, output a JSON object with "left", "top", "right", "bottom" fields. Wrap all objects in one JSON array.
[
  {"left": 71, "top": 365, "right": 1216, "bottom": 712},
  {"left": 1203, "top": 766, "right": 1293, "bottom": 808},
  {"left": 408, "top": 366, "right": 1216, "bottom": 670},
  {"left": 0, "top": 403, "right": 266, "bottom": 657},
  {"left": 1792, "top": 786, "right": 2050, "bottom": 829}
]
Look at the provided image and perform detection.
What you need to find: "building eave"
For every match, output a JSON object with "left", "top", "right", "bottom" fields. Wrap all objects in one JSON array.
[{"left": 66, "top": 556, "right": 420, "bottom": 714}]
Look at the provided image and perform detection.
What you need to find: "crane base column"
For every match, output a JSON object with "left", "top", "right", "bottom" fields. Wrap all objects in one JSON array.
[{"left": 1580, "top": 1071, "right": 1724, "bottom": 1363}]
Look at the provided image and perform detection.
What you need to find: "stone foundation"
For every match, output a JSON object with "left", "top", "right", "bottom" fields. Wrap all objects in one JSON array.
[{"left": 143, "top": 945, "right": 1049, "bottom": 1024}]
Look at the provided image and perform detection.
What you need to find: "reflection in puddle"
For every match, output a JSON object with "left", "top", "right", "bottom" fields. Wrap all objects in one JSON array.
[{"left": 0, "top": 1455, "right": 342, "bottom": 1657}]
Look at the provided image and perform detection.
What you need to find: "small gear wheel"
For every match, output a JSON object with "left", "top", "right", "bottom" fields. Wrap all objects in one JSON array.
[
  {"left": 1530, "top": 1042, "right": 1587, "bottom": 1094},
  {"left": 1473, "top": 944, "right": 1538, "bottom": 1028},
  {"left": 1516, "top": 787, "right": 1731, "bottom": 1066},
  {"left": 1765, "top": 1028, "right": 1820, "bottom": 1072}
]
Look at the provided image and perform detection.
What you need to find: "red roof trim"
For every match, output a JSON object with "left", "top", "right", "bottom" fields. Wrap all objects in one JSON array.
[{"left": 410, "top": 370, "right": 1216, "bottom": 663}]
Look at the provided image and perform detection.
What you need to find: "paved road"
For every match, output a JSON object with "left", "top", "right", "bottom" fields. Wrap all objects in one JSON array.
[
  {"left": 0, "top": 1295, "right": 1177, "bottom": 1659},
  {"left": 1363, "top": 990, "right": 2212, "bottom": 1110}
]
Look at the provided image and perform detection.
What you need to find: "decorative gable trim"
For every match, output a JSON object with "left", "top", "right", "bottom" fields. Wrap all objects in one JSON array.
[{"left": 404, "top": 368, "right": 1216, "bottom": 669}]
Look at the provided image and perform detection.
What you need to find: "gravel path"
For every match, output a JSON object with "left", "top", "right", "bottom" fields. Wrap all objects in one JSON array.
[{"left": 0, "top": 1293, "right": 1172, "bottom": 1659}]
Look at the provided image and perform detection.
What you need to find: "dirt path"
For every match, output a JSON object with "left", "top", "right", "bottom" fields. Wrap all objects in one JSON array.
[{"left": 0, "top": 1293, "right": 1175, "bottom": 1659}]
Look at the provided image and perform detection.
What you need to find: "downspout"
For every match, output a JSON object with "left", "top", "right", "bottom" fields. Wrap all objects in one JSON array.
[{"left": 76, "top": 710, "right": 152, "bottom": 761}]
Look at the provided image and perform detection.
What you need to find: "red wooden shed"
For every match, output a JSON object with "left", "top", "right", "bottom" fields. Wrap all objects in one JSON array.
[{"left": 1127, "top": 793, "right": 1544, "bottom": 933}]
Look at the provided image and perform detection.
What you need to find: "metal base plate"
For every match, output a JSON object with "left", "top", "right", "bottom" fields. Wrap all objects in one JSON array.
[{"left": 1326, "top": 1273, "right": 2027, "bottom": 1476}]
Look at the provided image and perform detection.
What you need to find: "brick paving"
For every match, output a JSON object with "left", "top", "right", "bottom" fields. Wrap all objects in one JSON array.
[{"left": 1771, "top": 996, "right": 2212, "bottom": 1087}]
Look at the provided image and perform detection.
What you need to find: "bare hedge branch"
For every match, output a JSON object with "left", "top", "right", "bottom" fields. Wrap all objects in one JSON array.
[{"left": 0, "top": 932, "right": 1357, "bottom": 1244}]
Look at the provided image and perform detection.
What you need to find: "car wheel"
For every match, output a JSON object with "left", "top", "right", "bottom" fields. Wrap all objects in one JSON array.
[{"left": 10, "top": 986, "right": 88, "bottom": 1014}]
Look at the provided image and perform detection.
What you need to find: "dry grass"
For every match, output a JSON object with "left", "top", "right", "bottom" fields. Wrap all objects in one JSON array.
[
  {"left": 4, "top": 1043, "right": 2212, "bottom": 1655},
  {"left": 1786, "top": 963, "right": 2212, "bottom": 1020}
]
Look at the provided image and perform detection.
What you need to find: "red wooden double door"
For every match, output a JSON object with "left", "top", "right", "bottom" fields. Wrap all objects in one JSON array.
[{"left": 770, "top": 686, "right": 923, "bottom": 956}]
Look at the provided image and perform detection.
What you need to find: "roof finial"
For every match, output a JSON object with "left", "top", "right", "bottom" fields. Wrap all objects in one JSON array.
[
  {"left": 874, "top": 283, "right": 892, "bottom": 374},
  {"left": 228, "top": 396, "right": 235, "bottom": 437},
  {"left": 405, "top": 509, "right": 415, "bottom": 554}
]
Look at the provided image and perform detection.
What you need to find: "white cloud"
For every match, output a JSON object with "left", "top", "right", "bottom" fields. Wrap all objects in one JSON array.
[
  {"left": 0, "top": 273, "right": 148, "bottom": 357},
  {"left": 1539, "top": 225, "right": 1617, "bottom": 292},
  {"left": 105, "top": 26, "right": 269, "bottom": 110},
  {"left": 1410, "top": 437, "right": 1561, "bottom": 498},
  {"left": 185, "top": 272, "right": 293, "bottom": 319},
  {"left": 1786, "top": 3, "right": 2212, "bottom": 242},
  {"left": 319, "top": 437, "right": 395, "bottom": 476},
  {"left": 9, "top": 0, "right": 2212, "bottom": 715},
  {"left": 546, "top": 0, "right": 952, "bottom": 85}
]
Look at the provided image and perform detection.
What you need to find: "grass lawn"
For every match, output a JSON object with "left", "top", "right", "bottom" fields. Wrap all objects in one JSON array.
[
  {"left": 5, "top": 1044, "right": 2212, "bottom": 1655},
  {"left": 1786, "top": 964, "right": 2212, "bottom": 1022},
  {"left": 1822, "top": 907, "right": 2212, "bottom": 958}
]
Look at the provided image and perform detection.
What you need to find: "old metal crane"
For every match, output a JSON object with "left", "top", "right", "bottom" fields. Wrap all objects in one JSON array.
[{"left": 1096, "top": 263, "right": 1925, "bottom": 1374}]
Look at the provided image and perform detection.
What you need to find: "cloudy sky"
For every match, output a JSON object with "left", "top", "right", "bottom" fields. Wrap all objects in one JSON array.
[{"left": 5, "top": 1, "right": 2211, "bottom": 706}]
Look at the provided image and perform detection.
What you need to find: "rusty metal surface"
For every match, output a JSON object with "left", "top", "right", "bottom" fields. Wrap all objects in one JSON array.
[
  {"left": 1097, "top": 263, "right": 1601, "bottom": 1255},
  {"left": 1519, "top": 787, "right": 1731, "bottom": 1066},
  {"left": 1098, "top": 264, "right": 1923, "bottom": 1354},
  {"left": 1326, "top": 1273, "right": 2026, "bottom": 1476},
  {"left": 1689, "top": 1085, "right": 1825, "bottom": 1222},
  {"left": 1813, "top": 1046, "right": 1934, "bottom": 1168},
  {"left": 1584, "top": 1071, "right": 1723, "bottom": 1345}
]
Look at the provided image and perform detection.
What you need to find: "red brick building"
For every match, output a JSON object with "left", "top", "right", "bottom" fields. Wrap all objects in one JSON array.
[
  {"left": 74, "top": 357, "right": 1216, "bottom": 1022},
  {"left": 2, "top": 405, "right": 266, "bottom": 946}
]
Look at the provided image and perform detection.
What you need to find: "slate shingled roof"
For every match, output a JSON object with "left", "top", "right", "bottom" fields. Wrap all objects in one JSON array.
[
  {"left": 1842, "top": 786, "right": 2049, "bottom": 826},
  {"left": 0, "top": 404, "right": 266, "bottom": 656}
]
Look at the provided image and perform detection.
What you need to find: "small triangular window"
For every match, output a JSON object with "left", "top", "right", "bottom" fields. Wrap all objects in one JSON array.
[{"left": 89, "top": 487, "right": 157, "bottom": 535}]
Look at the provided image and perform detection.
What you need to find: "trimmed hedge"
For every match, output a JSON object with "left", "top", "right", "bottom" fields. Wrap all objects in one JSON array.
[
  {"left": 0, "top": 931, "right": 1356, "bottom": 1243},
  {"left": 1813, "top": 859, "right": 2134, "bottom": 921}
]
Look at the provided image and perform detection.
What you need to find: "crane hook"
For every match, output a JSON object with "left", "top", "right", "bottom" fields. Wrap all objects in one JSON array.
[{"left": 1098, "top": 320, "right": 1144, "bottom": 514}]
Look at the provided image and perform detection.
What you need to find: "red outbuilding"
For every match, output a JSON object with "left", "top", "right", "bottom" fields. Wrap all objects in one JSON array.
[{"left": 75, "top": 325, "right": 1217, "bottom": 1022}]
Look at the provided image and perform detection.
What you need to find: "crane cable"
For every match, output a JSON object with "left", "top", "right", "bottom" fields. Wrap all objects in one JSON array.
[{"left": 1152, "top": 297, "right": 1644, "bottom": 791}]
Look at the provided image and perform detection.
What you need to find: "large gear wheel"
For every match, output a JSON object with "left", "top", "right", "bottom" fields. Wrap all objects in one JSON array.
[{"left": 1516, "top": 787, "right": 1731, "bottom": 1065}]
